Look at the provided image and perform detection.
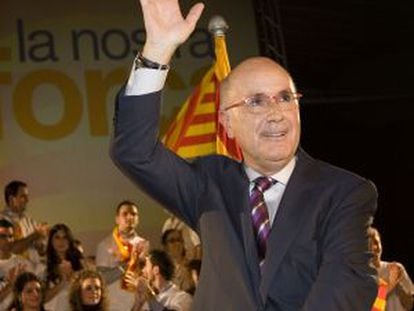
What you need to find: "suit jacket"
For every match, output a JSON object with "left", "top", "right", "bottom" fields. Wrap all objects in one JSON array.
[{"left": 110, "top": 91, "right": 378, "bottom": 311}]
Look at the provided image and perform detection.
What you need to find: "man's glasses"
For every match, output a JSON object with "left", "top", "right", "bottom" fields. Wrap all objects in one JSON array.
[{"left": 221, "top": 91, "right": 302, "bottom": 115}]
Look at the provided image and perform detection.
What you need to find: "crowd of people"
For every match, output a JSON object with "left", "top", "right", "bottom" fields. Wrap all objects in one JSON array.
[
  {"left": 0, "top": 181, "right": 201, "bottom": 311},
  {"left": 107, "top": 0, "right": 413, "bottom": 309},
  {"left": 1, "top": 181, "right": 412, "bottom": 311},
  {"left": 2, "top": 0, "right": 414, "bottom": 310}
]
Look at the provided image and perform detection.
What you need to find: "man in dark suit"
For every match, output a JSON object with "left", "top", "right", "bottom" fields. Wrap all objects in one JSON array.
[{"left": 110, "top": 0, "right": 378, "bottom": 309}]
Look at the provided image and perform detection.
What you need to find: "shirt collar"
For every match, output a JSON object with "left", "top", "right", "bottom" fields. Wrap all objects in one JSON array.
[
  {"left": 244, "top": 156, "right": 296, "bottom": 186},
  {"left": 158, "top": 281, "right": 174, "bottom": 295},
  {"left": 2, "top": 207, "right": 19, "bottom": 219}
]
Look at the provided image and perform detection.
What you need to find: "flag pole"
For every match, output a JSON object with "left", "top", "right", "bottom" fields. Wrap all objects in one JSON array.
[
  {"left": 208, "top": 16, "right": 231, "bottom": 81},
  {"left": 208, "top": 16, "right": 243, "bottom": 161},
  {"left": 208, "top": 15, "right": 229, "bottom": 37}
]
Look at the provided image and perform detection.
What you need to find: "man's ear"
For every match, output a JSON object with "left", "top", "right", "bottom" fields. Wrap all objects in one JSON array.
[
  {"left": 153, "top": 265, "right": 160, "bottom": 276},
  {"left": 218, "top": 111, "right": 234, "bottom": 138}
]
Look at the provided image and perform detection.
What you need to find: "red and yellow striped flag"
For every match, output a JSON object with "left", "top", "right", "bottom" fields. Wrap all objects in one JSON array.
[
  {"left": 371, "top": 278, "right": 387, "bottom": 311},
  {"left": 162, "top": 36, "right": 243, "bottom": 161}
]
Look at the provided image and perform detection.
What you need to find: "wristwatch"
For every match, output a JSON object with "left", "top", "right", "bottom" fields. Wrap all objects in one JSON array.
[{"left": 134, "top": 52, "right": 170, "bottom": 70}]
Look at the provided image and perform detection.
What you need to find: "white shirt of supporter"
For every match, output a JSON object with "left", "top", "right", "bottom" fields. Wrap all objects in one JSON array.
[
  {"left": 46, "top": 284, "right": 71, "bottom": 311},
  {"left": 107, "top": 280, "right": 136, "bottom": 311},
  {"left": 378, "top": 261, "right": 414, "bottom": 311},
  {"left": 96, "top": 230, "right": 147, "bottom": 311},
  {"left": 140, "top": 282, "right": 192, "bottom": 311},
  {"left": 0, "top": 254, "right": 44, "bottom": 311},
  {"left": 0, "top": 209, "right": 45, "bottom": 266},
  {"left": 96, "top": 232, "right": 146, "bottom": 268}
]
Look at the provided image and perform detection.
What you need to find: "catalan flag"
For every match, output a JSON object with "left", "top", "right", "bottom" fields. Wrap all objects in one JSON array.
[
  {"left": 371, "top": 278, "right": 387, "bottom": 311},
  {"left": 162, "top": 35, "right": 243, "bottom": 161}
]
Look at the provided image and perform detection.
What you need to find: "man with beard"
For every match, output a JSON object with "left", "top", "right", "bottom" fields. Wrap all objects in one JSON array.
[
  {"left": 128, "top": 249, "right": 192, "bottom": 311},
  {"left": 96, "top": 200, "right": 149, "bottom": 311}
]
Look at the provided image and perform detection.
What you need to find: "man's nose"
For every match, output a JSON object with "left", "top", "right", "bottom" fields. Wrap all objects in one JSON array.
[{"left": 266, "top": 99, "right": 283, "bottom": 120}]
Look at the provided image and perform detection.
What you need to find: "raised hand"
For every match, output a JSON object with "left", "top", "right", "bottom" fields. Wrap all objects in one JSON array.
[
  {"left": 140, "top": 0, "right": 204, "bottom": 64},
  {"left": 122, "top": 270, "right": 141, "bottom": 290},
  {"left": 135, "top": 276, "right": 157, "bottom": 304},
  {"left": 6, "top": 263, "right": 26, "bottom": 284},
  {"left": 135, "top": 239, "right": 150, "bottom": 258},
  {"left": 58, "top": 259, "right": 74, "bottom": 280},
  {"left": 34, "top": 222, "right": 49, "bottom": 239}
]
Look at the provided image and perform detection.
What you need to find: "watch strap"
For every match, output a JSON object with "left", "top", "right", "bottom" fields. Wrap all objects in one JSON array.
[{"left": 134, "top": 52, "right": 170, "bottom": 70}]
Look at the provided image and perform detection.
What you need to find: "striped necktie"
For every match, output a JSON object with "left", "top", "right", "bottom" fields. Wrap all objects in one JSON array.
[{"left": 249, "top": 176, "right": 275, "bottom": 263}]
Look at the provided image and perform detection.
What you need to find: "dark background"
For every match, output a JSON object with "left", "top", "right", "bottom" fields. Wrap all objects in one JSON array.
[{"left": 259, "top": 0, "right": 414, "bottom": 277}]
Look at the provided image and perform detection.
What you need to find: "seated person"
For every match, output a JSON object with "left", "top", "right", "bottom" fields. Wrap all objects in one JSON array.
[
  {"left": 162, "top": 213, "right": 201, "bottom": 260},
  {"left": 161, "top": 229, "right": 194, "bottom": 294},
  {"left": 124, "top": 249, "right": 192, "bottom": 311},
  {"left": 44, "top": 223, "right": 84, "bottom": 311},
  {"left": 7, "top": 271, "right": 47, "bottom": 311},
  {"left": 0, "top": 219, "right": 44, "bottom": 310},
  {"left": 68, "top": 269, "right": 109, "bottom": 311}
]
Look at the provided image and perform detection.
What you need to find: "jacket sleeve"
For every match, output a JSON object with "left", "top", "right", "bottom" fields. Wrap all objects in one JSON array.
[{"left": 110, "top": 90, "right": 203, "bottom": 229}]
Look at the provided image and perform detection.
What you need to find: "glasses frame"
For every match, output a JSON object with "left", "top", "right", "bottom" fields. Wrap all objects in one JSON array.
[{"left": 221, "top": 91, "right": 303, "bottom": 113}]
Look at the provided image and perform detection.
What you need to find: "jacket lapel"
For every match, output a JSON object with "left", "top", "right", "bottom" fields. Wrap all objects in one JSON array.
[
  {"left": 241, "top": 203, "right": 262, "bottom": 289},
  {"left": 259, "top": 150, "right": 318, "bottom": 300},
  {"left": 221, "top": 160, "right": 262, "bottom": 303}
]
